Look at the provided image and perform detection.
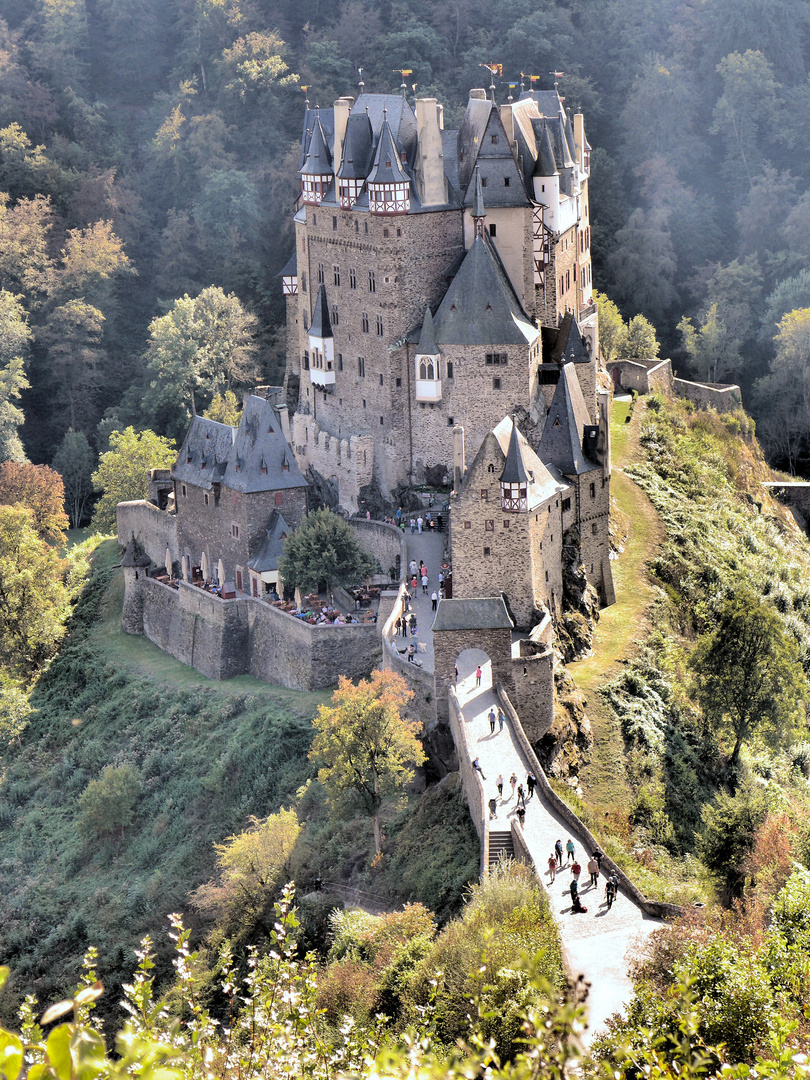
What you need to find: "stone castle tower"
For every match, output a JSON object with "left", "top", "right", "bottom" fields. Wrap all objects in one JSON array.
[{"left": 282, "top": 81, "right": 598, "bottom": 511}]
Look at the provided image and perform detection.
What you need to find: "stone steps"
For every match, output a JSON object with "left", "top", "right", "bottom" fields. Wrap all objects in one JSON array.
[{"left": 488, "top": 830, "right": 514, "bottom": 867}]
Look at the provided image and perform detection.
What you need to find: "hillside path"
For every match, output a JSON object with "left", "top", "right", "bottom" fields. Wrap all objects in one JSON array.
[{"left": 454, "top": 648, "right": 662, "bottom": 1044}]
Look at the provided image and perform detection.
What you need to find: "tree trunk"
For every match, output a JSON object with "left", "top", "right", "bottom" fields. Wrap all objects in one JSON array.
[{"left": 372, "top": 811, "right": 382, "bottom": 856}]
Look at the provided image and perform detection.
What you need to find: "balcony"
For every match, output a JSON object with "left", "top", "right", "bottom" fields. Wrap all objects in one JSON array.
[
  {"left": 310, "top": 367, "right": 335, "bottom": 388},
  {"left": 415, "top": 379, "right": 442, "bottom": 402}
]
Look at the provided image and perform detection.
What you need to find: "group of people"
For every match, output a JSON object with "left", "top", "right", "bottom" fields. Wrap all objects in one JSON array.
[
  {"left": 546, "top": 841, "right": 619, "bottom": 914},
  {"left": 394, "top": 507, "right": 444, "bottom": 534}
]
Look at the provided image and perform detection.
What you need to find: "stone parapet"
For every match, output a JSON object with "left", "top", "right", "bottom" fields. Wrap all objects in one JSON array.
[
  {"left": 673, "top": 377, "right": 742, "bottom": 413},
  {"left": 117, "top": 501, "right": 179, "bottom": 569},
  {"left": 447, "top": 686, "right": 487, "bottom": 878}
]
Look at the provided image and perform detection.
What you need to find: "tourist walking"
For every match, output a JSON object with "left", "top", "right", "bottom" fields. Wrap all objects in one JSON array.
[
  {"left": 526, "top": 772, "right": 536, "bottom": 799},
  {"left": 421, "top": 569, "right": 428, "bottom": 595},
  {"left": 475, "top": 665, "right": 482, "bottom": 687},
  {"left": 555, "top": 839, "right": 564, "bottom": 866},
  {"left": 592, "top": 848, "right": 604, "bottom": 872},
  {"left": 488, "top": 708, "right": 496, "bottom": 734},
  {"left": 496, "top": 774, "right": 504, "bottom": 797},
  {"left": 570, "top": 878, "right": 587, "bottom": 913},
  {"left": 510, "top": 773, "right": 518, "bottom": 797},
  {"left": 566, "top": 838, "right": 575, "bottom": 863},
  {"left": 431, "top": 590, "right": 438, "bottom": 611},
  {"left": 498, "top": 707, "right": 506, "bottom": 731},
  {"left": 410, "top": 518, "right": 416, "bottom": 533},
  {"left": 517, "top": 804, "right": 525, "bottom": 827},
  {"left": 605, "top": 873, "right": 618, "bottom": 910},
  {"left": 516, "top": 784, "right": 526, "bottom": 809},
  {"left": 548, "top": 853, "right": 557, "bottom": 882},
  {"left": 587, "top": 856, "right": 599, "bottom": 888},
  {"left": 571, "top": 859, "right": 581, "bottom": 882},
  {"left": 407, "top": 644, "right": 415, "bottom": 663},
  {"left": 410, "top": 574, "right": 418, "bottom": 596},
  {"left": 417, "top": 515, "right": 423, "bottom": 533}
]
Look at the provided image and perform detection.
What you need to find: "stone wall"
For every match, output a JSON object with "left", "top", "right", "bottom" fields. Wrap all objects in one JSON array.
[
  {"left": 117, "top": 501, "right": 179, "bottom": 569},
  {"left": 291, "top": 413, "right": 374, "bottom": 515},
  {"left": 610, "top": 358, "right": 673, "bottom": 394},
  {"left": 447, "top": 685, "right": 488, "bottom": 878},
  {"left": 349, "top": 518, "right": 407, "bottom": 583},
  {"left": 673, "top": 377, "right": 742, "bottom": 413},
  {"left": 125, "top": 576, "right": 380, "bottom": 691},
  {"left": 509, "top": 644, "right": 555, "bottom": 742},
  {"left": 433, "top": 624, "right": 516, "bottom": 727}
]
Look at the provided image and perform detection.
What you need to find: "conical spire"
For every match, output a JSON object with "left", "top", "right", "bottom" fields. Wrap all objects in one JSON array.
[
  {"left": 537, "top": 364, "right": 594, "bottom": 476},
  {"left": 417, "top": 306, "right": 439, "bottom": 355},
  {"left": 367, "top": 119, "right": 408, "bottom": 184},
  {"left": 535, "top": 124, "right": 558, "bottom": 177},
  {"left": 300, "top": 118, "right": 333, "bottom": 176},
  {"left": 500, "top": 417, "right": 529, "bottom": 485},
  {"left": 308, "top": 284, "right": 332, "bottom": 339}
]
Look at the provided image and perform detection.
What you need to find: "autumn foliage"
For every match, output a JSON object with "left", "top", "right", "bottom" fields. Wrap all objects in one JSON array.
[{"left": 0, "top": 461, "right": 68, "bottom": 543}]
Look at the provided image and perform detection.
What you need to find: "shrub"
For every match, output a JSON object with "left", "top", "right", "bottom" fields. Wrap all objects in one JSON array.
[{"left": 78, "top": 763, "right": 141, "bottom": 839}]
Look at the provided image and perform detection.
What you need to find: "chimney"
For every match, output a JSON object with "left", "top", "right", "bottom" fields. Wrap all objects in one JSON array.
[
  {"left": 500, "top": 102, "right": 515, "bottom": 149},
  {"left": 333, "top": 96, "right": 354, "bottom": 173},
  {"left": 453, "top": 424, "right": 465, "bottom": 491},
  {"left": 276, "top": 401, "right": 292, "bottom": 446},
  {"left": 573, "top": 112, "right": 585, "bottom": 171},
  {"left": 469, "top": 88, "right": 487, "bottom": 100},
  {"left": 415, "top": 98, "right": 446, "bottom": 207}
]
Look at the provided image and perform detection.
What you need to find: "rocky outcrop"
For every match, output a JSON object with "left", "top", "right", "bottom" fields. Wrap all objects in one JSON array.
[{"left": 555, "top": 525, "right": 600, "bottom": 662}]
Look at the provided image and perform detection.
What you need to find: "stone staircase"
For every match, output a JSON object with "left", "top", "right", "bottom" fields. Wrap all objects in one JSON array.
[{"left": 488, "top": 830, "right": 514, "bottom": 868}]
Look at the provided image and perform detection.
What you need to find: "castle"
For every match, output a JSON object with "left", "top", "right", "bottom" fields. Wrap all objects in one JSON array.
[{"left": 116, "top": 78, "right": 615, "bottom": 755}]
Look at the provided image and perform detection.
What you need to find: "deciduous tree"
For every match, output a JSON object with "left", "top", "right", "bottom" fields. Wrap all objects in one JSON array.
[
  {"left": 90, "top": 426, "right": 175, "bottom": 532},
  {"left": 52, "top": 427, "right": 94, "bottom": 528},
  {"left": 78, "top": 764, "right": 141, "bottom": 839},
  {"left": 310, "top": 671, "right": 423, "bottom": 855},
  {"left": 0, "top": 461, "right": 68, "bottom": 543},
  {"left": 689, "top": 589, "right": 807, "bottom": 771},
  {"left": 278, "top": 507, "right": 378, "bottom": 594}
]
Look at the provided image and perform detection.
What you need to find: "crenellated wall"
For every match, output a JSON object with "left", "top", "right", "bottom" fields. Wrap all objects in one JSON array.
[{"left": 291, "top": 413, "right": 374, "bottom": 514}]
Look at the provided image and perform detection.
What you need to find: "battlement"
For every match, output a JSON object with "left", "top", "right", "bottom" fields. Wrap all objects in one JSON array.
[{"left": 291, "top": 413, "right": 375, "bottom": 514}]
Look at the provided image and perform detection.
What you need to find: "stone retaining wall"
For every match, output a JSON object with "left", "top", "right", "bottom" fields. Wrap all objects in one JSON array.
[
  {"left": 117, "top": 501, "right": 179, "bottom": 568},
  {"left": 672, "top": 377, "right": 742, "bottom": 413},
  {"left": 611, "top": 358, "right": 673, "bottom": 395},
  {"left": 495, "top": 681, "right": 682, "bottom": 920},
  {"left": 349, "top": 518, "right": 407, "bottom": 583},
  {"left": 126, "top": 575, "right": 380, "bottom": 691},
  {"left": 447, "top": 686, "right": 488, "bottom": 878}
]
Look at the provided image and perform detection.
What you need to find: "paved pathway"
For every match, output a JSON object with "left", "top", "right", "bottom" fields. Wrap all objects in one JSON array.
[
  {"left": 454, "top": 648, "right": 662, "bottom": 1044},
  {"left": 391, "top": 529, "right": 447, "bottom": 673}
]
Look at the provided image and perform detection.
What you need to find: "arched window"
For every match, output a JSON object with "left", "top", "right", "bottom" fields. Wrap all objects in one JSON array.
[{"left": 419, "top": 357, "right": 435, "bottom": 381}]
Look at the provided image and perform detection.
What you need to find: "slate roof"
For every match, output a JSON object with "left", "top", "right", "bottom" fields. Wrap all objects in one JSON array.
[
  {"left": 490, "top": 417, "right": 567, "bottom": 507},
  {"left": 279, "top": 251, "right": 297, "bottom": 278},
  {"left": 367, "top": 119, "right": 409, "bottom": 184},
  {"left": 416, "top": 306, "right": 439, "bottom": 355},
  {"left": 309, "top": 283, "right": 333, "bottom": 339},
  {"left": 248, "top": 510, "right": 291, "bottom": 573},
  {"left": 472, "top": 166, "right": 486, "bottom": 218},
  {"left": 174, "top": 395, "right": 307, "bottom": 494},
  {"left": 300, "top": 107, "right": 335, "bottom": 169},
  {"left": 457, "top": 95, "right": 493, "bottom": 194},
  {"left": 537, "top": 363, "right": 598, "bottom": 477},
  {"left": 500, "top": 417, "right": 528, "bottom": 484},
  {"left": 432, "top": 233, "right": 538, "bottom": 346},
  {"left": 337, "top": 111, "right": 374, "bottom": 179},
  {"left": 300, "top": 117, "right": 333, "bottom": 176},
  {"left": 548, "top": 312, "right": 590, "bottom": 364},
  {"left": 432, "top": 595, "right": 514, "bottom": 632}
]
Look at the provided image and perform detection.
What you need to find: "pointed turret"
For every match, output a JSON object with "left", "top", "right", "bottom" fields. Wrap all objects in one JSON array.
[
  {"left": 534, "top": 125, "right": 558, "bottom": 177},
  {"left": 308, "top": 284, "right": 335, "bottom": 387},
  {"left": 367, "top": 118, "right": 410, "bottom": 214},
  {"left": 415, "top": 306, "right": 441, "bottom": 401},
  {"left": 300, "top": 118, "right": 333, "bottom": 205},
  {"left": 500, "top": 418, "right": 529, "bottom": 512},
  {"left": 337, "top": 110, "right": 373, "bottom": 208}
]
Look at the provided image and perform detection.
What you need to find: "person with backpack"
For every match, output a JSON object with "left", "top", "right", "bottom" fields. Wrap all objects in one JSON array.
[{"left": 605, "top": 873, "right": 618, "bottom": 910}]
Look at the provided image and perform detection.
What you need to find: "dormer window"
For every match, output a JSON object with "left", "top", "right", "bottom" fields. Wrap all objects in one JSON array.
[
  {"left": 501, "top": 482, "right": 527, "bottom": 512},
  {"left": 261, "top": 462, "right": 268, "bottom": 475}
]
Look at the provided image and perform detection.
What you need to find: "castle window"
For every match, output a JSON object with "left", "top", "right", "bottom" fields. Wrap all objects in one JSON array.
[
  {"left": 501, "top": 482, "right": 527, "bottom": 512},
  {"left": 448, "top": 416, "right": 454, "bottom": 425},
  {"left": 487, "top": 463, "right": 495, "bottom": 473},
  {"left": 349, "top": 268, "right": 357, "bottom": 289},
  {"left": 562, "top": 497, "right": 571, "bottom": 512},
  {"left": 362, "top": 313, "right": 369, "bottom": 333},
  {"left": 397, "top": 227, "right": 402, "bottom": 237},
  {"left": 545, "top": 570, "right": 549, "bottom": 581},
  {"left": 312, "top": 214, "right": 317, "bottom": 225},
  {"left": 489, "top": 223, "right": 496, "bottom": 237},
  {"left": 317, "top": 263, "right": 325, "bottom": 284},
  {"left": 376, "top": 315, "right": 384, "bottom": 336},
  {"left": 364, "top": 221, "right": 369, "bottom": 234},
  {"left": 490, "top": 134, "right": 498, "bottom": 144},
  {"left": 303, "top": 351, "right": 309, "bottom": 369},
  {"left": 355, "top": 219, "right": 359, "bottom": 232},
  {"left": 481, "top": 177, "right": 487, "bottom": 187},
  {"left": 573, "top": 264, "right": 577, "bottom": 281},
  {"left": 232, "top": 524, "right": 239, "bottom": 538},
  {"left": 358, "top": 356, "right": 365, "bottom": 377},
  {"left": 446, "top": 361, "right": 454, "bottom": 378},
  {"left": 275, "top": 492, "right": 283, "bottom": 506},
  {"left": 380, "top": 415, "right": 384, "bottom": 425},
  {"left": 486, "top": 352, "right": 508, "bottom": 365},
  {"left": 503, "top": 519, "right": 509, "bottom": 528},
  {"left": 419, "top": 357, "right": 435, "bottom": 381},
  {"left": 333, "top": 265, "right": 340, "bottom": 286},
  {"left": 485, "top": 520, "right": 494, "bottom": 531},
  {"left": 368, "top": 270, "right": 376, "bottom": 292},
  {"left": 566, "top": 269, "right": 570, "bottom": 290},
  {"left": 504, "top": 177, "right": 510, "bottom": 187},
  {"left": 204, "top": 493, "right": 210, "bottom": 506},
  {"left": 332, "top": 215, "right": 337, "bottom": 230},
  {"left": 331, "top": 306, "right": 339, "bottom": 326},
  {"left": 362, "top": 399, "right": 366, "bottom": 408},
  {"left": 338, "top": 353, "right": 343, "bottom": 371},
  {"left": 464, "top": 521, "right": 471, "bottom": 529},
  {"left": 493, "top": 377, "right": 501, "bottom": 389},
  {"left": 383, "top": 228, "right": 389, "bottom": 237},
  {"left": 590, "top": 482, "right": 596, "bottom": 498},
  {"left": 480, "top": 489, "right": 488, "bottom": 500},
  {"left": 261, "top": 463, "right": 268, "bottom": 475},
  {"left": 182, "top": 484, "right": 187, "bottom": 497},
  {"left": 592, "top": 523, "right": 598, "bottom": 535},
  {"left": 301, "top": 273, "right": 307, "bottom": 293},
  {"left": 396, "top": 377, "right": 401, "bottom": 387},
  {"left": 483, "top": 547, "right": 491, "bottom": 556},
  {"left": 379, "top": 373, "right": 384, "bottom": 386}
]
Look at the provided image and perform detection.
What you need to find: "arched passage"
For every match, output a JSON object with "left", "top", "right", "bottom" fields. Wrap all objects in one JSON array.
[{"left": 455, "top": 647, "right": 493, "bottom": 701}]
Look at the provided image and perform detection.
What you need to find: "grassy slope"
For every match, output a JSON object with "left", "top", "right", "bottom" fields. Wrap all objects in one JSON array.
[{"left": 0, "top": 542, "right": 479, "bottom": 1022}]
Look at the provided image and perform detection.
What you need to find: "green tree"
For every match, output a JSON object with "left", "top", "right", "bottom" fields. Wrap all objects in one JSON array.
[
  {"left": 711, "top": 50, "right": 780, "bottom": 189},
  {"left": 595, "top": 289, "right": 625, "bottom": 364},
  {"left": 278, "top": 507, "right": 378, "bottom": 594},
  {"left": 678, "top": 303, "right": 739, "bottom": 383},
  {"left": 0, "top": 672, "right": 31, "bottom": 751},
  {"left": 204, "top": 388, "right": 241, "bottom": 426},
  {"left": 607, "top": 207, "right": 679, "bottom": 325},
  {"left": 623, "top": 314, "right": 660, "bottom": 359},
  {"left": 0, "top": 504, "right": 69, "bottom": 672},
  {"left": 78, "top": 763, "right": 141, "bottom": 839},
  {"left": 0, "top": 287, "right": 31, "bottom": 461},
  {"left": 52, "top": 428, "right": 95, "bottom": 528},
  {"left": 689, "top": 589, "right": 807, "bottom": 771},
  {"left": 310, "top": 671, "right": 423, "bottom": 855},
  {"left": 90, "top": 426, "right": 175, "bottom": 532},
  {"left": 142, "top": 286, "right": 258, "bottom": 442},
  {"left": 754, "top": 307, "right": 810, "bottom": 471},
  {"left": 698, "top": 785, "right": 767, "bottom": 898},
  {"left": 38, "top": 299, "right": 106, "bottom": 433}
]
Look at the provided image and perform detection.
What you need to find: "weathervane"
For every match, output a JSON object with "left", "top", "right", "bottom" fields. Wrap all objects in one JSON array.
[
  {"left": 393, "top": 68, "right": 413, "bottom": 98},
  {"left": 300, "top": 84, "right": 310, "bottom": 109},
  {"left": 549, "top": 70, "right": 565, "bottom": 91},
  {"left": 357, "top": 67, "right": 365, "bottom": 95},
  {"left": 480, "top": 62, "right": 502, "bottom": 101}
]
